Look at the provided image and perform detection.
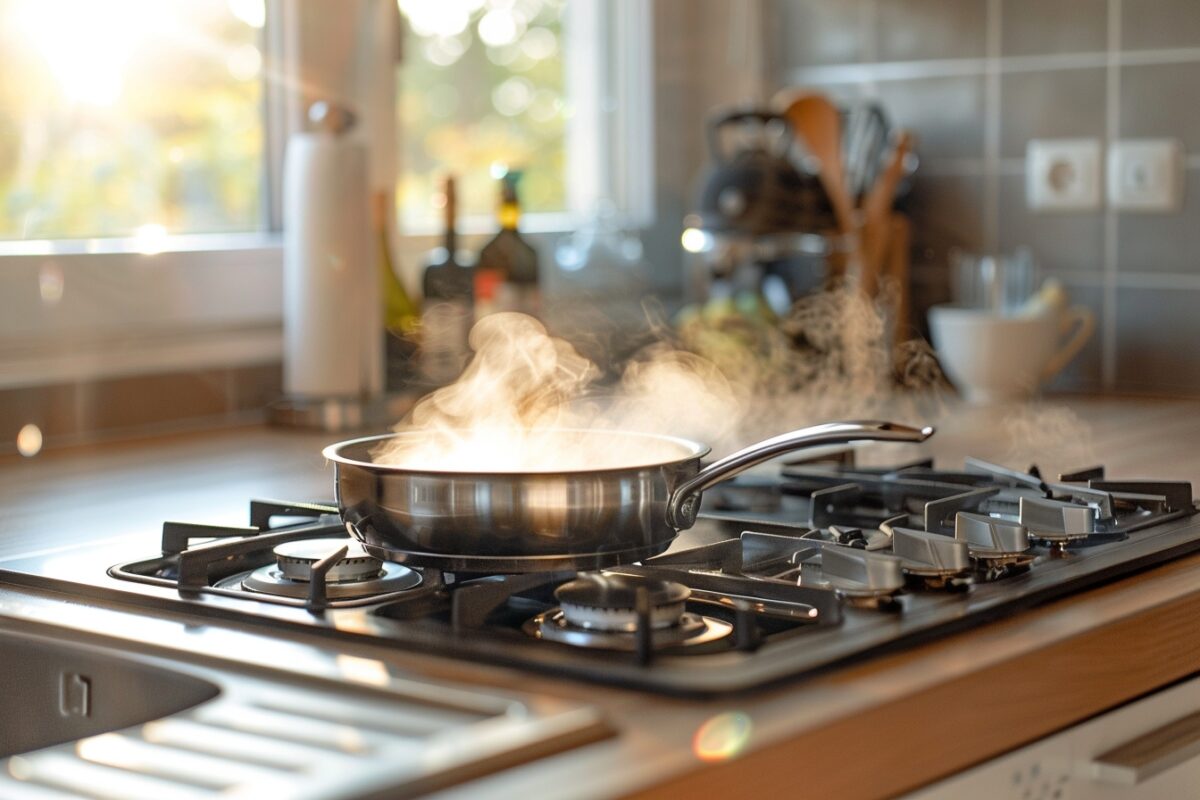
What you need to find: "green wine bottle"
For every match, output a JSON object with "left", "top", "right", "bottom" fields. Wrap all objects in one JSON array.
[{"left": 373, "top": 191, "right": 420, "bottom": 391}]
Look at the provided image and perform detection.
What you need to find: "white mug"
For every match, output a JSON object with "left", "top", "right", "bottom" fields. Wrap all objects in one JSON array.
[{"left": 928, "top": 305, "right": 1095, "bottom": 404}]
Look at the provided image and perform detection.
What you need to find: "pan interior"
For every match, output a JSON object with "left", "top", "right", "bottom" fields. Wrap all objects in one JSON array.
[{"left": 328, "top": 428, "right": 709, "bottom": 475}]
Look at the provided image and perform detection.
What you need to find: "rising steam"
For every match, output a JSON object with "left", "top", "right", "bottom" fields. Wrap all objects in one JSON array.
[
  {"left": 371, "top": 312, "right": 743, "bottom": 471},
  {"left": 371, "top": 286, "right": 947, "bottom": 472}
]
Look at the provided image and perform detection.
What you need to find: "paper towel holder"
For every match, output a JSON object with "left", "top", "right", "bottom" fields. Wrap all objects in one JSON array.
[{"left": 269, "top": 100, "right": 406, "bottom": 432}]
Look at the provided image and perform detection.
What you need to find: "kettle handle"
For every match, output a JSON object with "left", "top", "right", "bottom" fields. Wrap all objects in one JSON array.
[{"left": 706, "top": 109, "right": 795, "bottom": 164}]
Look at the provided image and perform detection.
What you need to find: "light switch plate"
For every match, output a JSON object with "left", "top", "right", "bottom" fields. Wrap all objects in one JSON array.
[
  {"left": 1026, "top": 139, "right": 1102, "bottom": 212},
  {"left": 1108, "top": 139, "right": 1182, "bottom": 212}
]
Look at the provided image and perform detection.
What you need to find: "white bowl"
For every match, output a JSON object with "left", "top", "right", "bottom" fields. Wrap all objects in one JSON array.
[{"left": 928, "top": 304, "right": 1094, "bottom": 404}]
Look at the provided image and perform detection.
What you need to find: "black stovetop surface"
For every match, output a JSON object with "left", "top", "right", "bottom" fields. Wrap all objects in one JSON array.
[{"left": 1, "top": 458, "right": 1197, "bottom": 697}]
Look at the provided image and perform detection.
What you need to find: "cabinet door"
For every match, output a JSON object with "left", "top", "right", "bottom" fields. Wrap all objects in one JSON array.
[{"left": 905, "top": 673, "right": 1200, "bottom": 800}]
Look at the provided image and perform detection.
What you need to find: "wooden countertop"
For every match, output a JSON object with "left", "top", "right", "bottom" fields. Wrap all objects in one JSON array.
[{"left": 1, "top": 395, "right": 1199, "bottom": 798}]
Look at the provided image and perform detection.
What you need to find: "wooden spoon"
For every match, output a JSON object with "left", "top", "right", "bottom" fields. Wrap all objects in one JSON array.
[{"left": 777, "top": 92, "right": 856, "bottom": 239}]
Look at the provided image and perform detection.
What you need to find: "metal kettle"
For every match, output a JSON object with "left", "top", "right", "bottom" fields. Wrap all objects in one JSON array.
[{"left": 695, "top": 109, "right": 831, "bottom": 237}]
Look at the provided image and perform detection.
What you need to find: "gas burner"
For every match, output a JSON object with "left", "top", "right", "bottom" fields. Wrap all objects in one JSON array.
[
  {"left": 799, "top": 544, "right": 906, "bottom": 609},
  {"left": 222, "top": 538, "right": 422, "bottom": 600},
  {"left": 521, "top": 573, "right": 732, "bottom": 652},
  {"left": 1019, "top": 497, "right": 1096, "bottom": 555},
  {"left": 801, "top": 525, "right": 892, "bottom": 551},
  {"left": 972, "top": 552, "right": 1037, "bottom": 582},
  {"left": 954, "top": 512, "right": 1030, "bottom": 558},
  {"left": 954, "top": 512, "right": 1037, "bottom": 580},
  {"left": 275, "top": 539, "right": 384, "bottom": 582},
  {"left": 524, "top": 608, "right": 732, "bottom": 652},
  {"left": 890, "top": 527, "right": 973, "bottom": 591},
  {"left": 555, "top": 573, "right": 690, "bottom": 632}
]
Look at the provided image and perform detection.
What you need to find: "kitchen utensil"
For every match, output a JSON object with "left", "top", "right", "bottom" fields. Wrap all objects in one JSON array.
[
  {"left": 928, "top": 305, "right": 1095, "bottom": 404},
  {"left": 885, "top": 213, "right": 912, "bottom": 341},
  {"left": 323, "top": 421, "right": 934, "bottom": 572},
  {"left": 777, "top": 92, "right": 856, "bottom": 245},
  {"left": 695, "top": 109, "right": 818, "bottom": 237},
  {"left": 860, "top": 130, "right": 914, "bottom": 295},
  {"left": 842, "top": 102, "right": 889, "bottom": 202}
]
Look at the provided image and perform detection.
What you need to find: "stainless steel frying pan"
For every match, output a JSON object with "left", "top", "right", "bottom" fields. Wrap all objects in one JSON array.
[{"left": 323, "top": 420, "right": 934, "bottom": 573}]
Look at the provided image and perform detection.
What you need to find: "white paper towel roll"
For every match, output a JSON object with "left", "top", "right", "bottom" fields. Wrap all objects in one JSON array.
[{"left": 282, "top": 132, "right": 382, "bottom": 398}]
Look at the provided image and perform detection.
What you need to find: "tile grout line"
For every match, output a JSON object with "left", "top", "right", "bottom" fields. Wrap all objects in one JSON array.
[
  {"left": 917, "top": 156, "right": 1200, "bottom": 178},
  {"left": 860, "top": 0, "right": 877, "bottom": 64},
  {"left": 1102, "top": 0, "right": 1121, "bottom": 390},
  {"left": 1008, "top": 270, "right": 1200, "bottom": 291},
  {"left": 785, "top": 45, "right": 1200, "bottom": 86},
  {"left": 860, "top": 0, "right": 879, "bottom": 97},
  {"left": 983, "top": 0, "right": 1002, "bottom": 254}
]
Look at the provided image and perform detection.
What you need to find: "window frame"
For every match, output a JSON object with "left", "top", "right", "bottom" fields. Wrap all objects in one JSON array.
[
  {"left": 394, "top": 0, "right": 656, "bottom": 238},
  {"left": 0, "top": 0, "right": 657, "bottom": 389}
]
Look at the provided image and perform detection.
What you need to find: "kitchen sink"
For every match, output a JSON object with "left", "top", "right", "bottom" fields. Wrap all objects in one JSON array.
[
  {"left": 0, "top": 628, "right": 220, "bottom": 759},
  {"left": 0, "top": 614, "right": 611, "bottom": 799}
]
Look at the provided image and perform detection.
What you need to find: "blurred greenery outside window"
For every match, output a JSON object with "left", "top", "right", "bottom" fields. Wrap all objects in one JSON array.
[
  {"left": 0, "top": 0, "right": 265, "bottom": 243},
  {"left": 0, "top": 0, "right": 647, "bottom": 247},
  {"left": 397, "top": 0, "right": 567, "bottom": 232}
]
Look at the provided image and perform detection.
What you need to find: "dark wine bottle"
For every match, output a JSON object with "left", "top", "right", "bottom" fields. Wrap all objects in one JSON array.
[
  {"left": 420, "top": 176, "right": 474, "bottom": 384},
  {"left": 475, "top": 172, "right": 539, "bottom": 318}
]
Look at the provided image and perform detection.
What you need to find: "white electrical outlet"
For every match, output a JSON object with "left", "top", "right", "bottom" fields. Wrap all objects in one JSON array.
[
  {"left": 1026, "top": 139, "right": 1102, "bottom": 211},
  {"left": 1108, "top": 138, "right": 1182, "bottom": 212}
]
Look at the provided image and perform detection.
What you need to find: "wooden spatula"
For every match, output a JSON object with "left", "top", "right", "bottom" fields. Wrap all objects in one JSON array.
[
  {"left": 860, "top": 130, "right": 913, "bottom": 296},
  {"left": 777, "top": 91, "right": 856, "bottom": 243}
]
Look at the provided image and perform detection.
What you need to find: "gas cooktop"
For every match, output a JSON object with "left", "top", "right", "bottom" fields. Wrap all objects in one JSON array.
[{"left": 1, "top": 452, "right": 1195, "bottom": 696}]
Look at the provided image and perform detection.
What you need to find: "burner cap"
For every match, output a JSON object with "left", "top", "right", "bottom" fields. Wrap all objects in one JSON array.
[
  {"left": 273, "top": 538, "right": 383, "bottom": 583},
  {"left": 555, "top": 574, "right": 690, "bottom": 632}
]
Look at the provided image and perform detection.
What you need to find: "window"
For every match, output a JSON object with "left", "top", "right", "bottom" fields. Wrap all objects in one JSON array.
[
  {"left": 396, "top": 0, "right": 568, "bottom": 229},
  {"left": 395, "top": 0, "right": 653, "bottom": 233},
  {"left": 0, "top": 0, "right": 655, "bottom": 388},
  {"left": 0, "top": 0, "right": 265, "bottom": 241}
]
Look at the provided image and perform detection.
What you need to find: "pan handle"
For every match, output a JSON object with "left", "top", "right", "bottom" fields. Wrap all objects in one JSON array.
[{"left": 665, "top": 421, "right": 935, "bottom": 529}]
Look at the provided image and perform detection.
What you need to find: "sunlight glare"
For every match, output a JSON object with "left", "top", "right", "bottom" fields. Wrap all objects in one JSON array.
[
  {"left": 681, "top": 227, "right": 712, "bottom": 254},
  {"left": 226, "top": 44, "right": 263, "bottom": 81},
  {"left": 133, "top": 224, "right": 168, "bottom": 255},
  {"left": 478, "top": 8, "right": 524, "bottom": 47},
  {"left": 227, "top": 0, "right": 266, "bottom": 28},
  {"left": 399, "top": 0, "right": 473, "bottom": 38},
  {"left": 12, "top": 0, "right": 172, "bottom": 106}
]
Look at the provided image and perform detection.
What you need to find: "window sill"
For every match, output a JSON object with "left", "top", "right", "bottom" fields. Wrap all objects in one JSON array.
[
  {"left": 0, "top": 232, "right": 281, "bottom": 258},
  {"left": 0, "top": 238, "right": 285, "bottom": 388},
  {"left": 396, "top": 211, "right": 580, "bottom": 240}
]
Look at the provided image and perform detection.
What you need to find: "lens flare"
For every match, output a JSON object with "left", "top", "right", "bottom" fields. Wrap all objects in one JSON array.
[
  {"left": 681, "top": 227, "right": 711, "bottom": 254},
  {"left": 16, "top": 424, "right": 43, "bottom": 458},
  {"left": 38, "top": 261, "right": 64, "bottom": 306},
  {"left": 227, "top": 0, "right": 266, "bottom": 28},
  {"left": 478, "top": 8, "right": 523, "bottom": 47},
  {"left": 692, "top": 711, "right": 752, "bottom": 763},
  {"left": 11, "top": 0, "right": 172, "bottom": 106}
]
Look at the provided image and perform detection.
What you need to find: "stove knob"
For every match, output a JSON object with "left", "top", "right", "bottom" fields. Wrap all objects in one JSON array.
[
  {"left": 891, "top": 527, "right": 971, "bottom": 574},
  {"left": 955, "top": 512, "right": 1030, "bottom": 555},
  {"left": 1019, "top": 497, "right": 1096, "bottom": 539}
]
